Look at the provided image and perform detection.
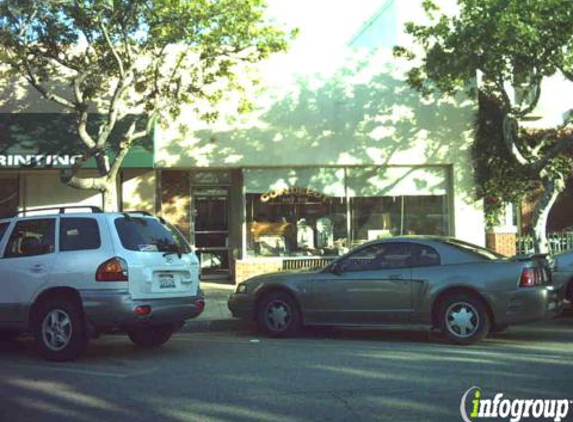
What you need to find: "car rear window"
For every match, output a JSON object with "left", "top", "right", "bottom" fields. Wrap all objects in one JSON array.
[
  {"left": 443, "top": 238, "right": 503, "bottom": 260},
  {"left": 60, "top": 218, "right": 101, "bottom": 251},
  {"left": 114, "top": 216, "right": 190, "bottom": 253}
]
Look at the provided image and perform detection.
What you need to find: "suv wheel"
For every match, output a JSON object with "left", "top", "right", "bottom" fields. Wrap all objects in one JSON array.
[
  {"left": 438, "top": 293, "right": 490, "bottom": 345},
  {"left": 127, "top": 324, "right": 175, "bottom": 348},
  {"left": 35, "top": 297, "right": 88, "bottom": 361}
]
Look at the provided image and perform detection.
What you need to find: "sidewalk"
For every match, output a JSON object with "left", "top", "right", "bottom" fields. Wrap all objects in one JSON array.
[{"left": 182, "top": 282, "right": 252, "bottom": 333}]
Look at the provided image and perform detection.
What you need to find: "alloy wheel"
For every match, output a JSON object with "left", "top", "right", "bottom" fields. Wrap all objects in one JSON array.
[
  {"left": 265, "top": 300, "right": 292, "bottom": 332},
  {"left": 445, "top": 302, "right": 479, "bottom": 339},
  {"left": 41, "top": 309, "right": 73, "bottom": 351}
]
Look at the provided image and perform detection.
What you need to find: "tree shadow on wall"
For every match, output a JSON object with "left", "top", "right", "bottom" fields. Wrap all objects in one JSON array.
[{"left": 162, "top": 52, "right": 476, "bottom": 196}]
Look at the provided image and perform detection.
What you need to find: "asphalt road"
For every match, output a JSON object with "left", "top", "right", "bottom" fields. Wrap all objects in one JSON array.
[{"left": 1, "top": 318, "right": 572, "bottom": 422}]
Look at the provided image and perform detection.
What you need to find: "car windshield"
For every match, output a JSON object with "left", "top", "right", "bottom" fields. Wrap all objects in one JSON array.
[
  {"left": 115, "top": 216, "right": 189, "bottom": 253},
  {"left": 442, "top": 238, "right": 503, "bottom": 260}
]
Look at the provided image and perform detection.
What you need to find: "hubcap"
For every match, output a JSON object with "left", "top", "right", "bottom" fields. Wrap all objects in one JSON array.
[
  {"left": 265, "top": 300, "right": 291, "bottom": 332},
  {"left": 445, "top": 302, "right": 479, "bottom": 338},
  {"left": 42, "top": 309, "right": 72, "bottom": 351}
]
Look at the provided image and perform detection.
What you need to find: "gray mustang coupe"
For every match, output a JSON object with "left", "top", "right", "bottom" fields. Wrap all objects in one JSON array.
[{"left": 228, "top": 236, "right": 559, "bottom": 344}]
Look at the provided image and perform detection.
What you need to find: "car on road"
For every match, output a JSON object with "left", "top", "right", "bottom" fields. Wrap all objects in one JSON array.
[
  {"left": 0, "top": 207, "right": 203, "bottom": 361},
  {"left": 229, "top": 236, "right": 559, "bottom": 344},
  {"left": 551, "top": 249, "right": 573, "bottom": 306}
]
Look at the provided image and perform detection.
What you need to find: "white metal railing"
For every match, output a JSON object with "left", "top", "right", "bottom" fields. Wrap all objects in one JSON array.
[{"left": 516, "top": 233, "right": 573, "bottom": 255}]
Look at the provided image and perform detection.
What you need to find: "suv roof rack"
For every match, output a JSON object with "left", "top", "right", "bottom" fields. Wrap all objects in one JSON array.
[
  {"left": 17, "top": 206, "right": 104, "bottom": 216},
  {"left": 122, "top": 210, "right": 152, "bottom": 216}
]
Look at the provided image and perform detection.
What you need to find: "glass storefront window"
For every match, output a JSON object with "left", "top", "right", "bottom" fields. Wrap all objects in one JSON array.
[
  {"left": 245, "top": 167, "right": 450, "bottom": 257},
  {"left": 245, "top": 168, "right": 348, "bottom": 257}
]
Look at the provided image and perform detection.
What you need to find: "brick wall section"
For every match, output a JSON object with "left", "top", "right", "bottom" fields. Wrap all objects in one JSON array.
[
  {"left": 486, "top": 232, "right": 517, "bottom": 257},
  {"left": 161, "top": 170, "right": 191, "bottom": 241},
  {"left": 234, "top": 259, "right": 283, "bottom": 284}
]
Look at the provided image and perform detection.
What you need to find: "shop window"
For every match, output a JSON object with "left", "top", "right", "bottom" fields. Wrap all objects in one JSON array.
[
  {"left": 245, "top": 168, "right": 348, "bottom": 257},
  {"left": 348, "top": 167, "right": 449, "bottom": 244},
  {"left": 244, "top": 167, "right": 451, "bottom": 258}
]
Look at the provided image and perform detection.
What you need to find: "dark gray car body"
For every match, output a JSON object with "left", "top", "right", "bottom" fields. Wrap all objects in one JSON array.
[{"left": 229, "top": 237, "right": 558, "bottom": 330}]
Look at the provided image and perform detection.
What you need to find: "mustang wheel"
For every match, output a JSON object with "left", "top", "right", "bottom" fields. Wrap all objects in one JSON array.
[
  {"left": 438, "top": 294, "right": 490, "bottom": 345},
  {"left": 127, "top": 324, "right": 175, "bottom": 348},
  {"left": 257, "top": 292, "right": 301, "bottom": 337},
  {"left": 35, "top": 297, "right": 88, "bottom": 361}
]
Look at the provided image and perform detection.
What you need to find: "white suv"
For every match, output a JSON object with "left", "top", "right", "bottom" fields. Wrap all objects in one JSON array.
[{"left": 0, "top": 207, "right": 203, "bottom": 361}]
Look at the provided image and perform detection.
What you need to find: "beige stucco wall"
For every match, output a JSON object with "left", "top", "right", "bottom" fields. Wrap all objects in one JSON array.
[
  {"left": 21, "top": 171, "right": 103, "bottom": 211},
  {"left": 154, "top": 0, "right": 485, "bottom": 245},
  {"left": 121, "top": 169, "right": 156, "bottom": 213}
]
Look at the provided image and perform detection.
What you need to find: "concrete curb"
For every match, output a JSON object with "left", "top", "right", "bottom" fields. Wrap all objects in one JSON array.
[{"left": 182, "top": 318, "right": 252, "bottom": 333}]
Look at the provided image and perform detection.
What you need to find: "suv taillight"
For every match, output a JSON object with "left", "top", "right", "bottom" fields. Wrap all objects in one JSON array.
[
  {"left": 96, "top": 257, "right": 128, "bottom": 282},
  {"left": 519, "top": 267, "right": 537, "bottom": 288}
]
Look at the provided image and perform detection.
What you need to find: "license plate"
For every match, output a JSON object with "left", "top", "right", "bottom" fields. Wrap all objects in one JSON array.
[{"left": 158, "top": 274, "right": 177, "bottom": 289}]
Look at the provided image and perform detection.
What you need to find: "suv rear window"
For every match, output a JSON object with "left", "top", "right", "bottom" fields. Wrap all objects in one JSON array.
[
  {"left": 60, "top": 218, "right": 101, "bottom": 251},
  {"left": 115, "top": 217, "right": 190, "bottom": 253}
]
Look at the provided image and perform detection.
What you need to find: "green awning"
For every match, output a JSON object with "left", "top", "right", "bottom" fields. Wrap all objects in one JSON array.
[{"left": 0, "top": 113, "right": 153, "bottom": 169}]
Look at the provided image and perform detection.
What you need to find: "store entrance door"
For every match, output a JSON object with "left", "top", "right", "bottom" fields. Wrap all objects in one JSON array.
[{"left": 191, "top": 187, "right": 230, "bottom": 280}]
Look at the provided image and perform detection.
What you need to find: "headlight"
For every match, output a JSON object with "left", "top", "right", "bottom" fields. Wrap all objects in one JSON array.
[{"left": 236, "top": 283, "right": 248, "bottom": 293}]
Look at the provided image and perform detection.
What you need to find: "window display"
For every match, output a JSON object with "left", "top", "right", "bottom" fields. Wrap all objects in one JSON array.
[{"left": 245, "top": 167, "right": 450, "bottom": 257}]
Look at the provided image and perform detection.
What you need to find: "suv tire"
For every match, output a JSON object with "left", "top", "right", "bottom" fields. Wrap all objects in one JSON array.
[
  {"left": 35, "top": 296, "right": 88, "bottom": 361},
  {"left": 438, "top": 293, "right": 490, "bottom": 345},
  {"left": 127, "top": 324, "right": 175, "bottom": 348}
]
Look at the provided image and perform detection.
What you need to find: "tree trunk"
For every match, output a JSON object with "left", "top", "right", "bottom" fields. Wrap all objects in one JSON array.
[
  {"left": 101, "top": 180, "right": 119, "bottom": 212},
  {"left": 60, "top": 171, "right": 120, "bottom": 212},
  {"left": 531, "top": 175, "right": 565, "bottom": 254}
]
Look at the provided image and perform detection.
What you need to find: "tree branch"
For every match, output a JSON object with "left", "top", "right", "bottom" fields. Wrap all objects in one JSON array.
[
  {"left": 98, "top": 13, "right": 125, "bottom": 78},
  {"left": 502, "top": 114, "right": 530, "bottom": 166}
]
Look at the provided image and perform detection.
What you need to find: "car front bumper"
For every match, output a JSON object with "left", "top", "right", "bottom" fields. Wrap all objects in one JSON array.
[
  {"left": 80, "top": 289, "right": 205, "bottom": 329},
  {"left": 228, "top": 293, "right": 256, "bottom": 320}
]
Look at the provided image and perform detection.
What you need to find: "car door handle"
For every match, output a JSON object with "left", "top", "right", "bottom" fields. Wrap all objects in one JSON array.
[
  {"left": 30, "top": 264, "right": 44, "bottom": 273},
  {"left": 389, "top": 275, "right": 403, "bottom": 280}
]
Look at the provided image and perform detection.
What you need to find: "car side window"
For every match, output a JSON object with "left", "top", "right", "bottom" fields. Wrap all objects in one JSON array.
[
  {"left": 60, "top": 218, "right": 101, "bottom": 251},
  {"left": 412, "top": 244, "right": 441, "bottom": 267},
  {"left": 0, "top": 222, "right": 9, "bottom": 244},
  {"left": 4, "top": 219, "right": 56, "bottom": 258},
  {"left": 340, "top": 243, "right": 413, "bottom": 271}
]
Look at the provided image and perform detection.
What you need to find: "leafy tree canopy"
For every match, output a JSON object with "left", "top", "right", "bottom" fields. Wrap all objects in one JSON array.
[
  {"left": 0, "top": 0, "right": 293, "bottom": 209},
  {"left": 394, "top": 0, "right": 573, "bottom": 251}
]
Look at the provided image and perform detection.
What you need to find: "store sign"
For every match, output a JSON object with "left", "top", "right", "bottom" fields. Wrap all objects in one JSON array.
[
  {"left": 260, "top": 187, "right": 332, "bottom": 204},
  {"left": 0, "top": 154, "right": 82, "bottom": 168}
]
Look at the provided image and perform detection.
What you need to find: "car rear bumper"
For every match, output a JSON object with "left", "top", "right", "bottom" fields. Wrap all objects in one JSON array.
[
  {"left": 80, "top": 289, "right": 205, "bottom": 329},
  {"left": 492, "top": 286, "right": 560, "bottom": 326},
  {"left": 228, "top": 293, "right": 255, "bottom": 320}
]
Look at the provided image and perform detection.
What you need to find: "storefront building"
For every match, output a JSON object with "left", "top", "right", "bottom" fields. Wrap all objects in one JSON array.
[
  {"left": 155, "top": 0, "right": 485, "bottom": 283},
  {"left": 0, "top": 0, "right": 487, "bottom": 284}
]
